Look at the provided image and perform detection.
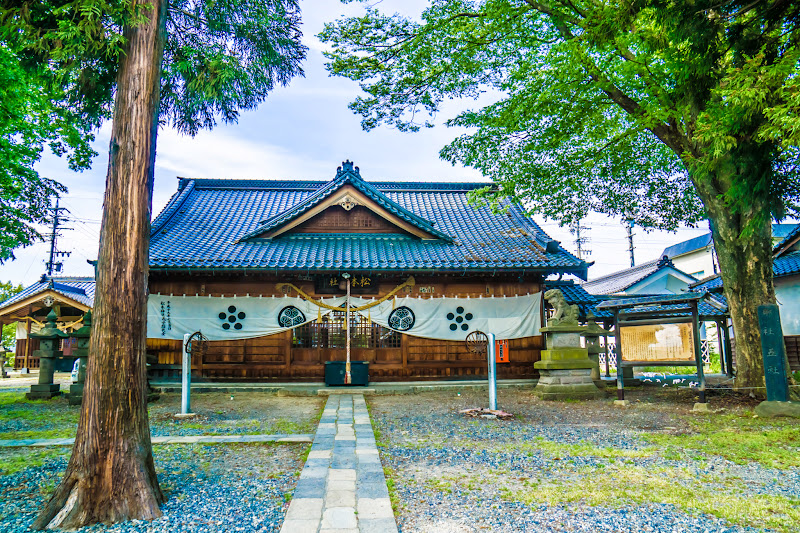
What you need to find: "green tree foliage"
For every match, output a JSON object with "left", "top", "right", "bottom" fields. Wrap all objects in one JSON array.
[
  {"left": 0, "top": 0, "right": 304, "bottom": 258},
  {"left": 321, "top": 0, "right": 800, "bottom": 389},
  {"left": 0, "top": 281, "right": 24, "bottom": 355}
]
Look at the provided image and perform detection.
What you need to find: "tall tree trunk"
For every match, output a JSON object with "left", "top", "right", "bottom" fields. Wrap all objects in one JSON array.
[
  {"left": 696, "top": 166, "right": 775, "bottom": 394},
  {"left": 33, "top": 0, "right": 166, "bottom": 528}
]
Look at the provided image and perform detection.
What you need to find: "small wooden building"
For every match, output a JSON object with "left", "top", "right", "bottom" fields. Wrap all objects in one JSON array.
[
  {"left": 146, "top": 162, "right": 587, "bottom": 381},
  {"left": 0, "top": 276, "right": 95, "bottom": 370}
]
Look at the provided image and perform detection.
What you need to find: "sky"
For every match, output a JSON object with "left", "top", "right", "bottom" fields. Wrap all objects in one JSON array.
[{"left": 0, "top": 0, "right": 728, "bottom": 287}]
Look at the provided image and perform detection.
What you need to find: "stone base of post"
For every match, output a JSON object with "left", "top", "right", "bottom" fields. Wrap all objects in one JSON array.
[
  {"left": 27, "top": 383, "right": 61, "bottom": 400},
  {"left": 68, "top": 383, "right": 84, "bottom": 405}
]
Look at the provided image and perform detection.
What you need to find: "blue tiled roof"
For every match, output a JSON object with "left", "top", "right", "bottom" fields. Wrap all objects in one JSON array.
[
  {"left": 774, "top": 224, "right": 800, "bottom": 255},
  {"left": 689, "top": 274, "right": 723, "bottom": 292},
  {"left": 544, "top": 281, "right": 614, "bottom": 320},
  {"left": 581, "top": 256, "right": 695, "bottom": 295},
  {"left": 0, "top": 276, "right": 95, "bottom": 312},
  {"left": 150, "top": 166, "right": 587, "bottom": 276},
  {"left": 662, "top": 233, "right": 713, "bottom": 259},
  {"left": 775, "top": 251, "right": 800, "bottom": 278},
  {"left": 238, "top": 161, "right": 452, "bottom": 242}
]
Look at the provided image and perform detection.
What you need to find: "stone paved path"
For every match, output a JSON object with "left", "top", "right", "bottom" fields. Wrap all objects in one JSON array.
[{"left": 280, "top": 394, "right": 398, "bottom": 533}]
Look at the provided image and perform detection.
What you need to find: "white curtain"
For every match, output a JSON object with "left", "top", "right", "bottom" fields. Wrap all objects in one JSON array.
[
  {"left": 352, "top": 293, "right": 542, "bottom": 341},
  {"left": 147, "top": 294, "right": 346, "bottom": 341},
  {"left": 146, "top": 292, "right": 542, "bottom": 342}
]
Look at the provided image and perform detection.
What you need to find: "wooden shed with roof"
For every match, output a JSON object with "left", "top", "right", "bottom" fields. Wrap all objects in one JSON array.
[
  {"left": 146, "top": 161, "right": 588, "bottom": 381},
  {"left": 0, "top": 276, "right": 95, "bottom": 370}
]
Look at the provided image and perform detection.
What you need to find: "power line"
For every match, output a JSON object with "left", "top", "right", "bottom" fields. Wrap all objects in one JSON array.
[
  {"left": 570, "top": 220, "right": 591, "bottom": 259},
  {"left": 626, "top": 220, "right": 635, "bottom": 267},
  {"left": 44, "top": 199, "right": 72, "bottom": 276}
]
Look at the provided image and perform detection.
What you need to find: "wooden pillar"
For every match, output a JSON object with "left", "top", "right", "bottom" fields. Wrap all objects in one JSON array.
[{"left": 24, "top": 319, "right": 31, "bottom": 369}]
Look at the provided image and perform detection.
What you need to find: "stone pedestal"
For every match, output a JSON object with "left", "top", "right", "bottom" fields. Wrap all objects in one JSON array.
[
  {"left": 581, "top": 314, "right": 610, "bottom": 388},
  {"left": 68, "top": 312, "right": 91, "bottom": 406},
  {"left": 534, "top": 325, "right": 604, "bottom": 400},
  {"left": 26, "top": 310, "right": 65, "bottom": 400}
]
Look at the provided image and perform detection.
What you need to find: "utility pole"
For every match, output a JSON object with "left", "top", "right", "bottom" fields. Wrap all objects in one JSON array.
[
  {"left": 571, "top": 220, "right": 591, "bottom": 260},
  {"left": 44, "top": 199, "right": 71, "bottom": 276},
  {"left": 626, "top": 220, "right": 635, "bottom": 267}
]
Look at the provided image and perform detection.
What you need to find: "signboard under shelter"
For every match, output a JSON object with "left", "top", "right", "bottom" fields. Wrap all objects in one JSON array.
[{"left": 619, "top": 322, "right": 695, "bottom": 363}]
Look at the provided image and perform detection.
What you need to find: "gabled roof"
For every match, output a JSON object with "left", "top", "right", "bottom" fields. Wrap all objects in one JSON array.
[
  {"left": 775, "top": 251, "right": 800, "bottom": 278},
  {"left": 596, "top": 291, "right": 728, "bottom": 319},
  {"left": 688, "top": 274, "right": 723, "bottom": 293},
  {"left": 582, "top": 256, "right": 695, "bottom": 295},
  {"left": 237, "top": 161, "right": 452, "bottom": 242},
  {"left": 774, "top": 223, "right": 800, "bottom": 257},
  {"left": 149, "top": 163, "right": 586, "bottom": 277},
  {"left": 0, "top": 276, "right": 95, "bottom": 315},
  {"left": 662, "top": 233, "right": 713, "bottom": 259}
]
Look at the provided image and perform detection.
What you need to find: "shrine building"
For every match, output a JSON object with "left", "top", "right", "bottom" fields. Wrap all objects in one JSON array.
[{"left": 146, "top": 161, "right": 588, "bottom": 381}]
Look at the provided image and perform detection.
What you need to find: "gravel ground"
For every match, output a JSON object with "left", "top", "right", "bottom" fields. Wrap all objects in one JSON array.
[
  {"left": 0, "top": 392, "right": 320, "bottom": 531},
  {"left": 0, "top": 440, "right": 306, "bottom": 532},
  {"left": 148, "top": 393, "right": 324, "bottom": 436},
  {"left": 0, "top": 391, "right": 324, "bottom": 439},
  {"left": 369, "top": 387, "right": 800, "bottom": 533}
]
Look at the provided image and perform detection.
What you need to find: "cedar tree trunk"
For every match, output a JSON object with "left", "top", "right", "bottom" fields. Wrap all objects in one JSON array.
[
  {"left": 695, "top": 162, "right": 774, "bottom": 393},
  {"left": 33, "top": 0, "right": 167, "bottom": 528}
]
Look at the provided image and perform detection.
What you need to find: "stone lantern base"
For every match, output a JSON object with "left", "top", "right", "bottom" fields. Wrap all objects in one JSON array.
[
  {"left": 26, "top": 383, "right": 61, "bottom": 400},
  {"left": 534, "top": 325, "right": 605, "bottom": 401}
]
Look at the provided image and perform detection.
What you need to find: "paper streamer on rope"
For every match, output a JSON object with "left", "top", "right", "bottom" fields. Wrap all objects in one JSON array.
[
  {"left": 351, "top": 293, "right": 543, "bottom": 341},
  {"left": 147, "top": 294, "right": 347, "bottom": 341}
]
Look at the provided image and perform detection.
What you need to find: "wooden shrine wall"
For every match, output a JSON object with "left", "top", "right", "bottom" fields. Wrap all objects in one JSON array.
[{"left": 146, "top": 273, "right": 544, "bottom": 381}]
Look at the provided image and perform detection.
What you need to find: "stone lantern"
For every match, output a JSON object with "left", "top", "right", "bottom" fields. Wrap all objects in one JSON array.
[
  {"left": 581, "top": 313, "right": 611, "bottom": 387},
  {"left": 533, "top": 289, "right": 604, "bottom": 400},
  {"left": 27, "top": 309, "right": 66, "bottom": 400},
  {"left": 68, "top": 311, "right": 92, "bottom": 405}
]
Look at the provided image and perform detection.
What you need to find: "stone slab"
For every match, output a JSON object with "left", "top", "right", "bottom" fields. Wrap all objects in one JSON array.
[
  {"left": 279, "top": 519, "right": 320, "bottom": 533},
  {"left": 754, "top": 400, "right": 800, "bottom": 418},
  {"left": 321, "top": 507, "right": 357, "bottom": 529},
  {"left": 285, "top": 498, "right": 323, "bottom": 521},
  {"left": 357, "top": 498, "right": 394, "bottom": 519}
]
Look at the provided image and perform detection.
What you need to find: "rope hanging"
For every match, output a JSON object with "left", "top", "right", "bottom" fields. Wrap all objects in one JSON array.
[{"left": 276, "top": 276, "right": 415, "bottom": 312}]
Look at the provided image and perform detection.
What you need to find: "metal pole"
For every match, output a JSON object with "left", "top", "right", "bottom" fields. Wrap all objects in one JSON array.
[
  {"left": 487, "top": 332, "right": 497, "bottom": 410},
  {"left": 345, "top": 274, "right": 351, "bottom": 385},
  {"left": 181, "top": 333, "right": 191, "bottom": 415}
]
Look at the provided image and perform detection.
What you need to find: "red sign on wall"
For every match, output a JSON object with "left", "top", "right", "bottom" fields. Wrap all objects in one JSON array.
[{"left": 496, "top": 339, "right": 510, "bottom": 363}]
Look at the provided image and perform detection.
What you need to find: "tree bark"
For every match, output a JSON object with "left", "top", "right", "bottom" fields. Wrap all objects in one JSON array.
[
  {"left": 33, "top": 0, "right": 167, "bottom": 528},
  {"left": 695, "top": 166, "right": 775, "bottom": 394}
]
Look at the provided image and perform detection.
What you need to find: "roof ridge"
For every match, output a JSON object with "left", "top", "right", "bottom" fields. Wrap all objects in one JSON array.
[
  {"left": 237, "top": 161, "right": 453, "bottom": 243},
  {"left": 584, "top": 257, "right": 660, "bottom": 285},
  {"left": 176, "top": 177, "right": 492, "bottom": 191}
]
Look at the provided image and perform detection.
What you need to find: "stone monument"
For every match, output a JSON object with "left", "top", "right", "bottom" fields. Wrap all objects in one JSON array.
[
  {"left": 533, "top": 289, "right": 604, "bottom": 400},
  {"left": 68, "top": 311, "right": 91, "bottom": 406},
  {"left": 26, "top": 309, "right": 66, "bottom": 400}
]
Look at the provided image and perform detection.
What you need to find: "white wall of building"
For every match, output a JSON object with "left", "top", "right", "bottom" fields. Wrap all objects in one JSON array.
[
  {"left": 776, "top": 275, "right": 800, "bottom": 335},
  {"left": 670, "top": 246, "right": 716, "bottom": 280}
]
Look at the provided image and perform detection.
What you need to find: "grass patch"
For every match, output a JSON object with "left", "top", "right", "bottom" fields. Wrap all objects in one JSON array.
[
  {"left": 0, "top": 448, "right": 69, "bottom": 475},
  {"left": 642, "top": 412, "right": 800, "bottom": 468},
  {"left": 508, "top": 464, "right": 800, "bottom": 533},
  {"left": 504, "top": 438, "right": 656, "bottom": 460},
  {"left": 0, "top": 392, "right": 79, "bottom": 440}
]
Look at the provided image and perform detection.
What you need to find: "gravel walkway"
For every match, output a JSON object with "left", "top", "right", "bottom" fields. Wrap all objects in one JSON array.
[
  {"left": 370, "top": 389, "right": 799, "bottom": 533},
  {"left": 0, "top": 443, "right": 307, "bottom": 533}
]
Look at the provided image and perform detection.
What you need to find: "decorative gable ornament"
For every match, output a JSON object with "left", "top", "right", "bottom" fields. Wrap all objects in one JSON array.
[{"left": 338, "top": 194, "right": 358, "bottom": 211}]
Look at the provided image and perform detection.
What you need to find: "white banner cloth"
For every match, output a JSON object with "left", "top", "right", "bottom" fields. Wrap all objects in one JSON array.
[
  {"left": 351, "top": 293, "right": 542, "bottom": 341},
  {"left": 147, "top": 292, "right": 542, "bottom": 342},
  {"left": 147, "top": 294, "right": 346, "bottom": 341}
]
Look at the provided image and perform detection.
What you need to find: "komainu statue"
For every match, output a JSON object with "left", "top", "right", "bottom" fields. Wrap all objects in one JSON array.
[{"left": 544, "top": 289, "right": 580, "bottom": 326}]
